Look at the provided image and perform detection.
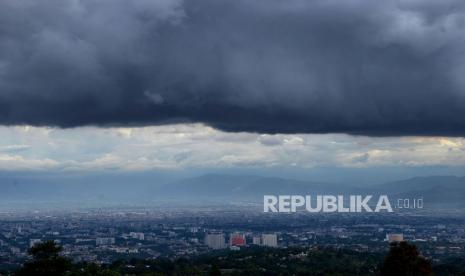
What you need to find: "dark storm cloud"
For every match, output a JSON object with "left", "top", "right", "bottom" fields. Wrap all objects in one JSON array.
[{"left": 1, "top": 0, "right": 465, "bottom": 135}]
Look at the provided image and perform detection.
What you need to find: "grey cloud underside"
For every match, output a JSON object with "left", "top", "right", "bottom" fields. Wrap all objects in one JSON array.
[{"left": 1, "top": 0, "right": 465, "bottom": 135}]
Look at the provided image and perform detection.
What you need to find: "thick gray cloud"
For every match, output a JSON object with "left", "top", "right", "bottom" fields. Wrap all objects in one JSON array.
[{"left": 1, "top": 0, "right": 465, "bottom": 135}]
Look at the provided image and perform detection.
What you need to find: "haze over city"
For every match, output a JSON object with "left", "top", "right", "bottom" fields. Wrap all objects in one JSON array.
[{"left": 1, "top": 0, "right": 465, "bottom": 275}]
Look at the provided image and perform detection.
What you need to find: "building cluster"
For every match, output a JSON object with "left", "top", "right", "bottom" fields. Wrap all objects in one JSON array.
[
  {"left": 0, "top": 207, "right": 464, "bottom": 269},
  {"left": 204, "top": 232, "right": 278, "bottom": 249}
]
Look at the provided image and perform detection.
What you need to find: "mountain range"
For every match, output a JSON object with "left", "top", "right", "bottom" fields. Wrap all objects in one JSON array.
[{"left": 0, "top": 174, "right": 464, "bottom": 208}]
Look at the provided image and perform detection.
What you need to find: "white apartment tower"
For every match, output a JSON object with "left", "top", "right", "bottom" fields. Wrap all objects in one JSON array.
[
  {"left": 204, "top": 233, "right": 226, "bottom": 249},
  {"left": 261, "top": 234, "right": 278, "bottom": 247}
]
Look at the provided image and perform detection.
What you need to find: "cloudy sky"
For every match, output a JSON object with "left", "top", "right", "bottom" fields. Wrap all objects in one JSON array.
[
  {"left": 1, "top": 0, "right": 465, "bottom": 173},
  {"left": 1, "top": 125, "right": 464, "bottom": 172}
]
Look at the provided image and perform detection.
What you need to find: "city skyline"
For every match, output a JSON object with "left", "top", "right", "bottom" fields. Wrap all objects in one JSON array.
[{"left": 1, "top": 1, "right": 465, "bottom": 274}]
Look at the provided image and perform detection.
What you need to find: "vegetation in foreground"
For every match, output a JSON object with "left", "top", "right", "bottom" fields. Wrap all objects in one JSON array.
[{"left": 9, "top": 240, "right": 465, "bottom": 275}]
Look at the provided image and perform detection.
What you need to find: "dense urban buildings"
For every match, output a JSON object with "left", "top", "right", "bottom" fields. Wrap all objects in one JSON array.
[{"left": 0, "top": 205, "right": 465, "bottom": 273}]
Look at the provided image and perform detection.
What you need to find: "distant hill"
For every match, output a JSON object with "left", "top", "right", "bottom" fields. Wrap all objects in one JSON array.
[
  {"left": 377, "top": 175, "right": 465, "bottom": 192},
  {"left": 0, "top": 173, "right": 169, "bottom": 206},
  {"left": 157, "top": 173, "right": 361, "bottom": 200},
  {"left": 156, "top": 174, "right": 465, "bottom": 207},
  {"left": 1, "top": 173, "right": 465, "bottom": 208},
  {"left": 376, "top": 175, "right": 465, "bottom": 207}
]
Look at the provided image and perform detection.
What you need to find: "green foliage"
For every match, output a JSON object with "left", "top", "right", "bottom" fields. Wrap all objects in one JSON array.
[
  {"left": 381, "top": 241, "right": 432, "bottom": 276},
  {"left": 68, "top": 263, "right": 121, "bottom": 276},
  {"left": 99, "top": 247, "right": 383, "bottom": 276},
  {"left": 14, "top": 241, "right": 444, "bottom": 276},
  {"left": 432, "top": 257, "right": 465, "bottom": 276},
  {"left": 16, "top": 240, "right": 72, "bottom": 276},
  {"left": 209, "top": 264, "right": 221, "bottom": 276}
]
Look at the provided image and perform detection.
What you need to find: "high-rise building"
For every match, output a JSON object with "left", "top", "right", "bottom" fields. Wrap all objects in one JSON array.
[
  {"left": 205, "top": 233, "right": 226, "bottom": 249},
  {"left": 229, "top": 233, "right": 246, "bottom": 246},
  {"left": 252, "top": 236, "right": 261, "bottom": 245},
  {"left": 261, "top": 234, "right": 278, "bottom": 247}
]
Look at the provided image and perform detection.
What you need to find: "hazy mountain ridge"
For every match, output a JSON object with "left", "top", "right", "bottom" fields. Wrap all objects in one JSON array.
[
  {"left": 157, "top": 174, "right": 359, "bottom": 199},
  {"left": 159, "top": 174, "right": 465, "bottom": 206},
  {"left": 0, "top": 174, "right": 464, "bottom": 207},
  {"left": 378, "top": 175, "right": 465, "bottom": 207}
]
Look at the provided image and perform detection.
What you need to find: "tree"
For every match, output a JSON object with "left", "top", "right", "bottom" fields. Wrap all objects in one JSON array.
[
  {"left": 70, "top": 263, "right": 120, "bottom": 276},
  {"left": 16, "top": 240, "right": 72, "bottom": 276},
  {"left": 209, "top": 264, "right": 221, "bottom": 276},
  {"left": 381, "top": 241, "right": 432, "bottom": 276}
]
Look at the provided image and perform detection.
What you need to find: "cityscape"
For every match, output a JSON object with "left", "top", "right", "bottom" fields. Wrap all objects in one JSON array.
[
  {"left": 1, "top": 205, "right": 465, "bottom": 273},
  {"left": 2, "top": 0, "right": 465, "bottom": 274}
]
